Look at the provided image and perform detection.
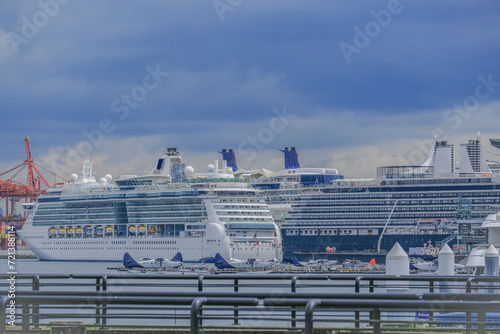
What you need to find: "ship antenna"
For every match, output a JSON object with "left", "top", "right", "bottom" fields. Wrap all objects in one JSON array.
[{"left": 81, "top": 157, "right": 95, "bottom": 183}]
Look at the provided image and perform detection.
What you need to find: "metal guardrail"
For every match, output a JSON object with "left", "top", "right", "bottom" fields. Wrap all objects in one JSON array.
[
  {"left": 1, "top": 273, "right": 500, "bottom": 333},
  {"left": 4, "top": 272, "right": 500, "bottom": 291}
]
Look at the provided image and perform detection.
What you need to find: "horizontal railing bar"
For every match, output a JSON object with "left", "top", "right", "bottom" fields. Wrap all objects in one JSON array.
[
  {"left": 12, "top": 295, "right": 259, "bottom": 306},
  {"left": 264, "top": 298, "right": 500, "bottom": 311},
  {"left": 14, "top": 290, "right": 500, "bottom": 302},
  {"left": 3, "top": 273, "right": 500, "bottom": 282}
]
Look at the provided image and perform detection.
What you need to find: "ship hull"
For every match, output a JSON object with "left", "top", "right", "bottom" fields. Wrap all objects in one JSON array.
[
  {"left": 20, "top": 221, "right": 281, "bottom": 262},
  {"left": 282, "top": 230, "right": 450, "bottom": 259}
]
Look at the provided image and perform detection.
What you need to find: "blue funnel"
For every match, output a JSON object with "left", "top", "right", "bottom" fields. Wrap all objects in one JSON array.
[
  {"left": 279, "top": 147, "right": 300, "bottom": 169},
  {"left": 219, "top": 149, "right": 238, "bottom": 172}
]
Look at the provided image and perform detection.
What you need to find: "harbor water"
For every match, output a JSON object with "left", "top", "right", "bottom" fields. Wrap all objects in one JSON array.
[{"left": 0, "top": 258, "right": 116, "bottom": 276}]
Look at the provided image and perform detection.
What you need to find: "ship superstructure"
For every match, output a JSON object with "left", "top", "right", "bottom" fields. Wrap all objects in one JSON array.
[
  {"left": 231, "top": 147, "right": 344, "bottom": 225},
  {"left": 19, "top": 150, "right": 282, "bottom": 262}
]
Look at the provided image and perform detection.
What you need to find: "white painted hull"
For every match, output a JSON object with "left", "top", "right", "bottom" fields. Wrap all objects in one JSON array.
[{"left": 19, "top": 223, "right": 281, "bottom": 262}]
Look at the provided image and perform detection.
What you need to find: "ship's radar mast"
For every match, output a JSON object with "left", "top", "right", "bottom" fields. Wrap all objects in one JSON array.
[{"left": 81, "top": 157, "right": 96, "bottom": 183}]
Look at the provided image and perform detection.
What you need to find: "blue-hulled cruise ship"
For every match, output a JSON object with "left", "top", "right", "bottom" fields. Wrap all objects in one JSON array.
[
  {"left": 283, "top": 135, "right": 500, "bottom": 257},
  {"left": 223, "top": 134, "right": 500, "bottom": 259},
  {"left": 19, "top": 149, "right": 282, "bottom": 262}
]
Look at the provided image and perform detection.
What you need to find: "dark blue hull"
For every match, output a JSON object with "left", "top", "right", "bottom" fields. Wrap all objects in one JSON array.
[{"left": 282, "top": 232, "right": 451, "bottom": 259}]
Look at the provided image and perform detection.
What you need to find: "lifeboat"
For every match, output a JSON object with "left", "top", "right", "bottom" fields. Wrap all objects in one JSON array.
[
  {"left": 138, "top": 225, "right": 146, "bottom": 231},
  {"left": 85, "top": 226, "right": 93, "bottom": 235},
  {"left": 129, "top": 226, "right": 137, "bottom": 235},
  {"left": 65, "top": 227, "right": 74, "bottom": 238},
  {"left": 48, "top": 227, "right": 57, "bottom": 238},
  {"left": 105, "top": 226, "right": 113, "bottom": 236},
  {"left": 58, "top": 228, "right": 66, "bottom": 233},
  {"left": 75, "top": 227, "right": 83, "bottom": 233}
]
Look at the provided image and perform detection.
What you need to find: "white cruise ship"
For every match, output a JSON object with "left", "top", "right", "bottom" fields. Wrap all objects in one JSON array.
[{"left": 18, "top": 149, "right": 283, "bottom": 262}]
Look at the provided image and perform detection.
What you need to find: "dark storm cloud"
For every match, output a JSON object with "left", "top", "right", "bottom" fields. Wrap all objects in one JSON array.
[{"left": 0, "top": 0, "right": 499, "bottom": 177}]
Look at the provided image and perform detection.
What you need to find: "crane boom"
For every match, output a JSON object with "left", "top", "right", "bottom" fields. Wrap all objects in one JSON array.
[
  {"left": 23, "top": 136, "right": 36, "bottom": 188},
  {"left": 377, "top": 200, "right": 398, "bottom": 253}
]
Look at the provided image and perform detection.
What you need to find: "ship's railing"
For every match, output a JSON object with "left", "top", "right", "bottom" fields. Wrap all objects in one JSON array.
[
  {"left": 186, "top": 178, "right": 248, "bottom": 184},
  {"left": 2, "top": 273, "right": 500, "bottom": 333}
]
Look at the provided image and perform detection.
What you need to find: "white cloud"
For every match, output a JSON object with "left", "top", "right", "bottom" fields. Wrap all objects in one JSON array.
[{"left": 28, "top": 100, "right": 498, "bottom": 181}]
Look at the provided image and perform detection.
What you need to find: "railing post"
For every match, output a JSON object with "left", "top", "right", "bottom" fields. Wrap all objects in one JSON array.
[
  {"left": 354, "top": 276, "right": 363, "bottom": 330},
  {"left": 291, "top": 276, "right": 298, "bottom": 328},
  {"left": 466, "top": 311, "right": 472, "bottom": 331},
  {"left": 101, "top": 275, "right": 108, "bottom": 327},
  {"left": 291, "top": 276, "right": 298, "bottom": 293},
  {"left": 466, "top": 277, "right": 474, "bottom": 293},
  {"left": 33, "top": 275, "right": 40, "bottom": 291},
  {"left": 466, "top": 276, "right": 474, "bottom": 331},
  {"left": 102, "top": 275, "right": 108, "bottom": 292},
  {"left": 22, "top": 303, "right": 29, "bottom": 333},
  {"left": 197, "top": 275, "right": 204, "bottom": 292},
  {"left": 234, "top": 278, "right": 239, "bottom": 325},
  {"left": 95, "top": 277, "right": 101, "bottom": 325},
  {"left": 355, "top": 276, "right": 363, "bottom": 293},
  {"left": 478, "top": 311, "right": 486, "bottom": 334},
  {"left": 190, "top": 297, "right": 207, "bottom": 334},
  {"left": 33, "top": 274, "right": 40, "bottom": 328},
  {"left": 304, "top": 299, "right": 322, "bottom": 334},
  {"left": 373, "top": 308, "right": 381, "bottom": 334},
  {"left": 0, "top": 296, "right": 9, "bottom": 334},
  {"left": 369, "top": 279, "right": 374, "bottom": 327},
  {"left": 197, "top": 274, "right": 204, "bottom": 327}
]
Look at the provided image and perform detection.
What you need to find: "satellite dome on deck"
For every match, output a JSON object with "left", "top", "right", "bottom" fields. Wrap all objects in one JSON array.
[
  {"left": 99, "top": 178, "right": 107, "bottom": 186},
  {"left": 105, "top": 174, "right": 113, "bottom": 181},
  {"left": 70, "top": 174, "right": 78, "bottom": 182},
  {"left": 184, "top": 166, "right": 195, "bottom": 177},
  {"left": 207, "top": 164, "right": 214, "bottom": 173}
]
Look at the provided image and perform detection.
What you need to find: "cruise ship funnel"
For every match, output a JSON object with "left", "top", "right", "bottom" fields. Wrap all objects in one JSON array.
[{"left": 280, "top": 147, "right": 300, "bottom": 169}]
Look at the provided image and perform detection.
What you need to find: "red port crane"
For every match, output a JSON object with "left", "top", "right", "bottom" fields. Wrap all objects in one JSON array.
[{"left": 0, "top": 137, "right": 68, "bottom": 217}]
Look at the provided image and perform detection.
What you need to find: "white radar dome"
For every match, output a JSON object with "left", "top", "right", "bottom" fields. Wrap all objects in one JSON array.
[
  {"left": 184, "top": 166, "right": 195, "bottom": 177},
  {"left": 105, "top": 174, "right": 113, "bottom": 181},
  {"left": 99, "top": 178, "right": 107, "bottom": 186},
  {"left": 70, "top": 174, "right": 78, "bottom": 182},
  {"left": 207, "top": 164, "right": 214, "bottom": 173}
]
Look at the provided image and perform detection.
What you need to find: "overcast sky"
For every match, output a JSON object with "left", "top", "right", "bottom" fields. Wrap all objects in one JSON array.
[{"left": 1, "top": 0, "right": 500, "bottom": 184}]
